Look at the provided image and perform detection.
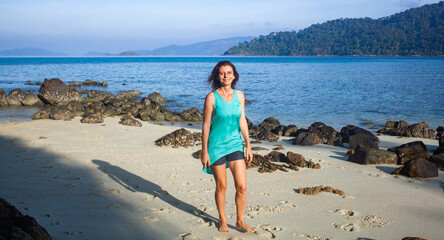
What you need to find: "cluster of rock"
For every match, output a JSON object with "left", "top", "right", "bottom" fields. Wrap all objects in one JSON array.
[
  {"left": 296, "top": 185, "right": 346, "bottom": 197},
  {"left": 247, "top": 151, "right": 320, "bottom": 173},
  {"left": 0, "top": 197, "right": 52, "bottom": 240},
  {"left": 2, "top": 78, "right": 204, "bottom": 126},
  {"left": 249, "top": 117, "right": 380, "bottom": 148},
  {"left": 378, "top": 120, "right": 437, "bottom": 139},
  {"left": 0, "top": 88, "right": 45, "bottom": 107},
  {"left": 155, "top": 128, "right": 202, "bottom": 148},
  {"left": 68, "top": 79, "right": 108, "bottom": 88},
  {"left": 349, "top": 139, "right": 440, "bottom": 178}
]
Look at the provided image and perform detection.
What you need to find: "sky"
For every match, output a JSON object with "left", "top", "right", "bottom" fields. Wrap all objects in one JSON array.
[{"left": 0, "top": 0, "right": 441, "bottom": 55}]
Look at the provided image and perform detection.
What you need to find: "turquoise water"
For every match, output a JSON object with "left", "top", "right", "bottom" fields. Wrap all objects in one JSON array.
[{"left": 0, "top": 57, "right": 443, "bottom": 129}]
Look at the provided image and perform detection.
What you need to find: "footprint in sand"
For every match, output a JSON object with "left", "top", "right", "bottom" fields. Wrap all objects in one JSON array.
[
  {"left": 293, "top": 232, "right": 330, "bottom": 240},
  {"left": 142, "top": 216, "right": 159, "bottom": 223},
  {"left": 332, "top": 209, "right": 355, "bottom": 216},
  {"left": 260, "top": 192, "right": 271, "bottom": 196},
  {"left": 106, "top": 203, "right": 120, "bottom": 209},
  {"left": 106, "top": 189, "right": 120, "bottom": 194},
  {"left": 335, "top": 223, "right": 359, "bottom": 232}
]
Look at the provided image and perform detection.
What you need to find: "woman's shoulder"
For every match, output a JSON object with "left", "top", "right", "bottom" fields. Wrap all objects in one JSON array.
[
  {"left": 235, "top": 89, "right": 244, "bottom": 98},
  {"left": 205, "top": 91, "right": 215, "bottom": 102}
]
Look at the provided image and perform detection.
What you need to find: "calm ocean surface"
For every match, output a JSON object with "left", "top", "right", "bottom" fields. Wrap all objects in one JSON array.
[{"left": 0, "top": 57, "right": 443, "bottom": 129}]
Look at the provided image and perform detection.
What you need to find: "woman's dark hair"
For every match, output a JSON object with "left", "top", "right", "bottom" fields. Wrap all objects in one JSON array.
[{"left": 207, "top": 60, "right": 239, "bottom": 90}]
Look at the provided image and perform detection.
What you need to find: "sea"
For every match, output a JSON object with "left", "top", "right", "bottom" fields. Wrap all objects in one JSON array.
[{"left": 0, "top": 57, "right": 443, "bottom": 130}]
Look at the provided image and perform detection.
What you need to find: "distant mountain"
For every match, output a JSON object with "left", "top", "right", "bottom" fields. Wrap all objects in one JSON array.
[
  {"left": 225, "top": 2, "right": 444, "bottom": 56},
  {"left": 0, "top": 47, "right": 67, "bottom": 56},
  {"left": 85, "top": 51, "right": 108, "bottom": 56},
  {"left": 136, "top": 36, "right": 254, "bottom": 56}
]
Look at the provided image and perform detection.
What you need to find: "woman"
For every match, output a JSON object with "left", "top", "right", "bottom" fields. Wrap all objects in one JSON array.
[{"left": 201, "top": 60, "right": 255, "bottom": 233}]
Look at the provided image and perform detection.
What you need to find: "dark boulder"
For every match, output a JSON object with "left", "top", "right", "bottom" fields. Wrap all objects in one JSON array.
[
  {"left": 388, "top": 141, "right": 431, "bottom": 165},
  {"left": 116, "top": 90, "right": 143, "bottom": 101},
  {"left": 68, "top": 81, "right": 83, "bottom": 87},
  {"left": 283, "top": 125, "right": 298, "bottom": 137},
  {"left": 0, "top": 92, "right": 8, "bottom": 107},
  {"left": 119, "top": 115, "right": 142, "bottom": 127},
  {"left": 84, "top": 101, "right": 106, "bottom": 114},
  {"left": 164, "top": 110, "right": 182, "bottom": 122},
  {"left": 392, "top": 158, "right": 438, "bottom": 178},
  {"left": 348, "top": 133, "right": 379, "bottom": 151},
  {"left": 81, "top": 111, "right": 103, "bottom": 124},
  {"left": 429, "top": 154, "right": 444, "bottom": 170},
  {"left": 271, "top": 125, "right": 285, "bottom": 136},
  {"left": 246, "top": 118, "right": 254, "bottom": 130},
  {"left": 179, "top": 107, "right": 203, "bottom": 122},
  {"left": 340, "top": 125, "right": 378, "bottom": 144},
  {"left": 256, "top": 129, "right": 279, "bottom": 142},
  {"left": 148, "top": 92, "right": 166, "bottom": 106},
  {"left": 0, "top": 88, "right": 4, "bottom": 94},
  {"left": 32, "top": 107, "right": 52, "bottom": 120},
  {"left": 265, "top": 151, "right": 286, "bottom": 162},
  {"left": 308, "top": 122, "right": 340, "bottom": 145},
  {"left": 7, "top": 88, "right": 27, "bottom": 106},
  {"left": 154, "top": 128, "right": 201, "bottom": 148},
  {"left": 87, "top": 90, "right": 114, "bottom": 102},
  {"left": 50, "top": 105, "right": 75, "bottom": 121},
  {"left": 258, "top": 117, "right": 280, "bottom": 130},
  {"left": 0, "top": 197, "right": 52, "bottom": 240},
  {"left": 292, "top": 131, "right": 321, "bottom": 146},
  {"left": 22, "top": 93, "right": 44, "bottom": 106},
  {"left": 138, "top": 105, "right": 162, "bottom": 121},
  {"left": 67, "top": 101, "right": 85, "bottom": 116},
  {"left": 82, "top": 79, "right": 103, "bottom": 86},
  {"left": 348, "top": 145, "right": 397, "bottom": 165},
  {"left": 37, "top": 78, "right": 84, "bottom": 105},
  {"left": 379, "top": 121, "right": 436, "bottom": 139},
  {"left": 286, "top": 151, "right": 320, "bottom": 169}
]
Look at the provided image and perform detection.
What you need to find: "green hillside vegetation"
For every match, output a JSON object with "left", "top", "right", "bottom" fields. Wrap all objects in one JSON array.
[{"left": 224, "top": 2, "right": 444, "bottom": 56}]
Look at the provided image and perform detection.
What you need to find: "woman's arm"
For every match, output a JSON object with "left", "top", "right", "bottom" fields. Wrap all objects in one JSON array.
[
  {"left": 237, "top": 90, "right": 253, "bottom": 163},
  {"left": 201, "top": 92, "right": 215, "bottom": 168}
]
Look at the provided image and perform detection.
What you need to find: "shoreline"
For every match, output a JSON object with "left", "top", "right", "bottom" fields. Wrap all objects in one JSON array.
[{"left": 1, "top": 117, "right": 443, "bottom": 239}]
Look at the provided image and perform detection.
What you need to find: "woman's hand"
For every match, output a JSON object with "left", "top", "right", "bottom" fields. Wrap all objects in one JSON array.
[
  {"left": 245, "top": 147, "right": 253, "bottom": 164},
  {"left": 201, "top": 152, "right": 211, "bottom": 169}
]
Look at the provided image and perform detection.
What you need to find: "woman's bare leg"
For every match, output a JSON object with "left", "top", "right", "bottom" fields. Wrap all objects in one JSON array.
[
  {"left": 228, "top": 160, "right": 256, "bottom": 232},
  {"left": 211, "top": 164, "right": 229, "bottom": 233}
]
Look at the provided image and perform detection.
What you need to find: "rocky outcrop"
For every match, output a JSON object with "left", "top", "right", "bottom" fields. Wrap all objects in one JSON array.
[
  {"left": 0, "top": 197, "right": 52, "bottom": 240},
  {"left": 81, "top": 111, "right": 103, "bottom": 124},
  {"left": 116, "top": 90, "right": 143, "bottom": 101},
  {"left": 391, "top": 158, "right": 438, "bottom": 178},
  {"left": 296, "top": 186, "right": 346, "bottom": 197},
  {"left": 378, "top": 121, "right": 437, "bottom": 139},
  {"left": 256, "top": 129, "right": 279, "bottom": 142},
  {"left": 348, "top": 145, "right": 398, "bottom": 165},
  {"left": 6, "top": 88, "right": 27, "bottom": 106},
  {"left": 348, "top": 133, "right": 379, "bottom": 150},
  {"left": 0, "top": 91, "right": 8, "bottom": 107},
  {"left": 119, "top": 115, "right": 142, "bottom": 127},
  {"left": 50, "top": 105, "right": 75, "bottom": 121},
  {"left": 68, "top": 79, "right": 107, "bottom": 87},
  {"left": 264, "top": 151, "right": 287, "bottom": 162},
  {"left": 22, "top": 93, "right": 44, "bottom": 106},
  {"left": 340, "top": 125, "right": 379, "bottom": 144},
  {"left": 148, "top": 92, "right": 166, "bottom": 106},
  {"left": 387, "top": 141, "right": 431, "bottom": 165},
  {"left": 179, "top": 107, "right": 202, "bottom": 122},
  {"left": 86, "top": 90, "right": 114, "bottom": 102},
  {"left": 32, "top": 107, "right": 52, "bottom": 120},
  {"left": 292, "top": 122, "right": 341, "bottom": 146},
  {"left": 287, "top": 151, "right": 320, "bottom": 169},
  {"left": 155, "top": 128, "right": 202, "bottom": 148},
  {"left": 429, "top": 154, "right": 444, "bottom": 170},
  {"left": 37, "top": 78, "right": 84, "bottom": 105}
]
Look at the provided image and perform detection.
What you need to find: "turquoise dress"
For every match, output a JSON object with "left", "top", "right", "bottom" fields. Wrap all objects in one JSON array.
[{"left": 203, "top": 90, "right": 244, "bottom": 174}]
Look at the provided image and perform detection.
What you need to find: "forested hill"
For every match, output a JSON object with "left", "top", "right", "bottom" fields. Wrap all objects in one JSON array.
[{"left": 224, "top": 2, "right": 444, "bottom": 56}]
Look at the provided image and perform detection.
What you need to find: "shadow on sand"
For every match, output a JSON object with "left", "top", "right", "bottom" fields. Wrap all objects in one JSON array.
[
  {"left": 92, "top": 159, "right": 232, "bottom": 229},
  {"left": 0, "top": 135, "right": 179, "bottom": 239}
]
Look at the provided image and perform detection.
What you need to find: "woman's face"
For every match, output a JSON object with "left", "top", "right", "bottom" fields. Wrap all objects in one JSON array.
[{"left": 218, "top": 65, "right": 235, "bottom": 87}]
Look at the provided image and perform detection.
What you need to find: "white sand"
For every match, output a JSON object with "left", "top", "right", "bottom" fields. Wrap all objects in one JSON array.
[{"left": 0, "top": 118, "right": 443, "bottom": 240}]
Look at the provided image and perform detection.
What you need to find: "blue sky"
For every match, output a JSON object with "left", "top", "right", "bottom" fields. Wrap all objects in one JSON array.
[{"left": 0, "top": 0, "right": 441, "bottom": 55}]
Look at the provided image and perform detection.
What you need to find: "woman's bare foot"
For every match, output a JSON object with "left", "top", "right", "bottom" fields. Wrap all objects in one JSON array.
[
  {"left": 218, "top": 220, "right": 230, "bottom": 233},
  {"left": 236, "top": 221, "right": 256, "bottom": 233}
]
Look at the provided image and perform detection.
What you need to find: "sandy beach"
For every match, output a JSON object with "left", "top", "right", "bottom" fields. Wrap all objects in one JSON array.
[{"left": 1, "top": 117, "right": 443, "bottom": 240}]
